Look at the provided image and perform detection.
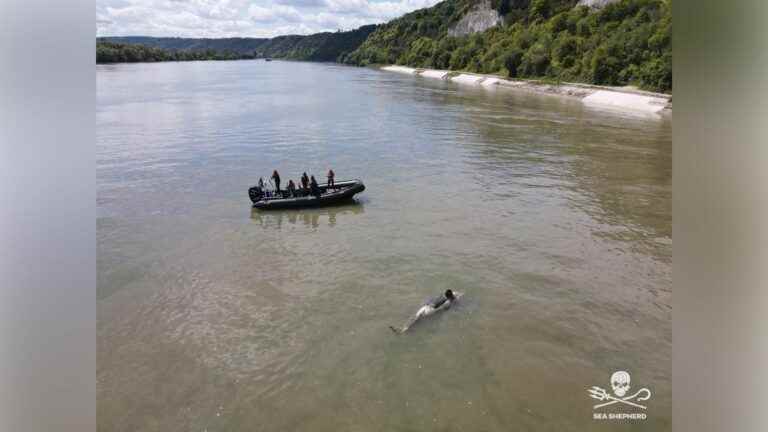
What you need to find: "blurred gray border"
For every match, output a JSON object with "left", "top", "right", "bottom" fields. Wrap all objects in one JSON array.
[
  {"left": 0, "top": 0, "right": 95, "bottom": 431},
  {"left": 674, "top": 0, "right": 768, "bottom": 431}
]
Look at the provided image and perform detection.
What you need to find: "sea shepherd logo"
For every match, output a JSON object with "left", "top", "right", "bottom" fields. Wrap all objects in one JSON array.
[{"left": 588, "top": 371, "right": 651, "bottom": 420}]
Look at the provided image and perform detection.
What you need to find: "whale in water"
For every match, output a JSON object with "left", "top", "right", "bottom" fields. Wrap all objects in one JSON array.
[{"left": 389, "top": 289, "right": 463, "bottom": 334}]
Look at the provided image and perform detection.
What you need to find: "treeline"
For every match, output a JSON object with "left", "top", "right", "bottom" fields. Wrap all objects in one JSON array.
[
  {"left": 340, "top": 0, "right": 470, "bottom": 65},
  {"left": 342, "top": 0, "right": 671, "bottom": 92},
  {"left": 100, "top": 36, "right": 268, "bottom": 54},
  {"left": 96, "top": 41, "right": 254, "bottom": 63},
  {"left": 97, "top": 25, "right": 377, "bottom": 64},
  {"left": 97, "top": 0, "right": 671, "bottom": 92},
  {"left": 252, "top": 25, "right": 377, "bottom": 61}
]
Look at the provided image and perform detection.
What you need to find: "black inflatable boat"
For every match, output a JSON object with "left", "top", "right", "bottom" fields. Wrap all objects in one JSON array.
[{"left": 249, "top": 179, "right": 365, "bottom": 210}]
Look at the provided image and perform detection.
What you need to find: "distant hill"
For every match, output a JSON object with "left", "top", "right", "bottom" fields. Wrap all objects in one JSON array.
[
  {"left": 342, "top": 0, "right": 671, "bottom": 92},
  {"left": 100, "top": 36, "right": 269, "bottom": 54},
  {"left": 252, "top": 26, "right": 378, "bottom": 61},
  {"left": 97, "top": 0, "right": 670, "bottom": 92},
  {"left": 98, "top": 25, "right": 377, "bottom": 63},
  {"left": 96, "top": 40, "right": 257, "bottom": 63}
]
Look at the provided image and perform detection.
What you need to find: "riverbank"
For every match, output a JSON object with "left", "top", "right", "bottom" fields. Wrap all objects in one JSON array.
[{"left": 381, "top": 65, "right": 672, "bottom": 114}]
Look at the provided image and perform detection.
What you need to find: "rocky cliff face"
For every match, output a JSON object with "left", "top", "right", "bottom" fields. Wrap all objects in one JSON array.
[
  {"left": 447, "top": 0, "right": 502, "bottom": 37},
  {"left": 576, "top": 0, "right": 621, "bottom": 8}
]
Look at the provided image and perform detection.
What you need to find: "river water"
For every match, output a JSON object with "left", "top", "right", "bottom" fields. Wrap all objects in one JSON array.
[{"left": 97, "top": 60, "right": 671, "bottom": 431}]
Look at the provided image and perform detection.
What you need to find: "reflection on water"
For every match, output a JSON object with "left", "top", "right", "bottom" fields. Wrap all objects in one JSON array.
[
  {"left": 98, "top": 60, "right": 671, "bottom": 432},
  {"left": 456, "top": 94, "right": 672, "bottom": 261},
  {"left": 251, "top": 201, "right": 365, "bottom": 229}
]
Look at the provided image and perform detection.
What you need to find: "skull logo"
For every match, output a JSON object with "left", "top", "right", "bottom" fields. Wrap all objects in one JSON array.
[{"left": 611, "top": 371, "right": 631, "bottom": 397}]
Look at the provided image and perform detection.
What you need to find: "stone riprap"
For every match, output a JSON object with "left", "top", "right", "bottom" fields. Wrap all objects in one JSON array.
[
  {"left": 582, "top": 90, "right": 669, "bottom": 113},
  {"left": 381, "top": 65, "right": 417, "bottom": 74},
  {"left": 381, "top": 66, "right": 672, "bottom": 114},
  {"left": 420, "top": 70, "right": 449, "bottom": 79},
  {"left": 576, "top": 0, "right": 622, "bottom": 8}
]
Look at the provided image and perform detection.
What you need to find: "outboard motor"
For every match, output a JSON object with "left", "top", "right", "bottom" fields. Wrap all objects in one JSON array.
[{"left": 248, "top": 186, "right": 264, "bottom": 204}]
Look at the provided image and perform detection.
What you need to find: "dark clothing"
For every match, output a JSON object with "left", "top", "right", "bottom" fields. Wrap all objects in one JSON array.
[
  {"left": 301, "top": 174, "right": 309, "bottom": 189},
  {"left": 428, "top": 294, "right": 451, "bottom": 309},
  {"left": 310, "top": 178, "right": 321, "bottom": 198},
  {"left": 272, "top": 172, "right": 281, "bottom": 192},
  {"left": 327, "top": 170, "right": 335, "bottom": 188},
  {"left": 249, "top": 186, "right": 264, "bottom": 203}
]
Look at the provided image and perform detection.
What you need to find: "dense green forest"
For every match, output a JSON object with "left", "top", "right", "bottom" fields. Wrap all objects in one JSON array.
[
  {"left": 252, "top": 25, "right": 377, "bottom": 61},
  {"left": 96, "top": 41, "right": 256, "bottom": 63},
  {"left": 342, "top": 0, "right": 671, "bottom": 92},
  {"left": 98, "top": 25, "right": 376, "bottom": 64},
  {"left": 99, "top": 36, "right": 268, "bottom": 54},
  {"left": 97, "top": 0, "right": 670, "bottom": 92}
]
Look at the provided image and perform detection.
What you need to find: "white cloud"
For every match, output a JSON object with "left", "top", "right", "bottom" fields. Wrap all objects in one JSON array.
[
  {"left": 96, "top": 0, "right": 442, "bottom": 38},
  {"left": 248, "top": 4, "right": 302, "bottom": 23}
]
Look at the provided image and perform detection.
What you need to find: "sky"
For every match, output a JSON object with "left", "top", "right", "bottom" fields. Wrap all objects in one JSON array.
[{"left": 97, "top": 0, "right": 443, "bottom": 38}]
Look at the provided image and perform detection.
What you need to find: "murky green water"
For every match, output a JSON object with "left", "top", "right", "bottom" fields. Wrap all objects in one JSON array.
[{"left": 97, "top": 60, "right": 671, "bottom": 431}]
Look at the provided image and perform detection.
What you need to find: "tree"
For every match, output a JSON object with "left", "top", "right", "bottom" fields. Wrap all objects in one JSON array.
[
  {"left": 590, "top": 45, "right": 621, "bottom": 85},
  {"left": 504, "top": 48, "right": 524, "bottom": 77},
  {"left": 529, "top": 0, "right": 551, "bottom": 21}
]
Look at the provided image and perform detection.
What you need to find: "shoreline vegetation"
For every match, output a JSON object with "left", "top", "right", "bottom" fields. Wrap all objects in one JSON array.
[
  {"left": 97, "top": 25, "right": 377, "bottom": 64},
  {"left": 97, "top": 0, "right": 671, "bottom": 110},
  {"left": 344, "top": 0, "right": 670, "bottom": 93},
  {"left": 96, "top": 41, "right": 257, "bottom": 63}
]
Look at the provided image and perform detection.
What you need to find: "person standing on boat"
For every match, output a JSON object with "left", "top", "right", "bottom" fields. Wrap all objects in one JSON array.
[
  {"left": 310, "top": 175, "right": 321, "bottom": 198},
  {"left": 287, "top": 179, "right": 296, "bottom": 197},
  {"left": 257, "top": 177, "right": 268, "bottom": 198},
  {"left": 301, "top": 172, "right": 310, "bottom": 190},
  {"left": 327, "top": 169, "right": 335, "bottom": 189},
  {"left": 271, "top": 170, "right": 281, "bottom": 193}
]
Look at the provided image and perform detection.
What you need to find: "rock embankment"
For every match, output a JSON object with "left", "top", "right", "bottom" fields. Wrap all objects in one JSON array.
[
  {"left": 380, "top": 65, "right": 671, "bottom": 114},
  {"left": 447, "top": 0, "right": 502, "bottom": 37},
  {"left": 576, "top": 0, "right": 622, "bottom": 8}
]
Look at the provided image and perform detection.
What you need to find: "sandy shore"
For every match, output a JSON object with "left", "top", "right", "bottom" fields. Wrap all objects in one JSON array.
[{"left": 381, "top": 65, "right": 671, "bottom": 114}]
